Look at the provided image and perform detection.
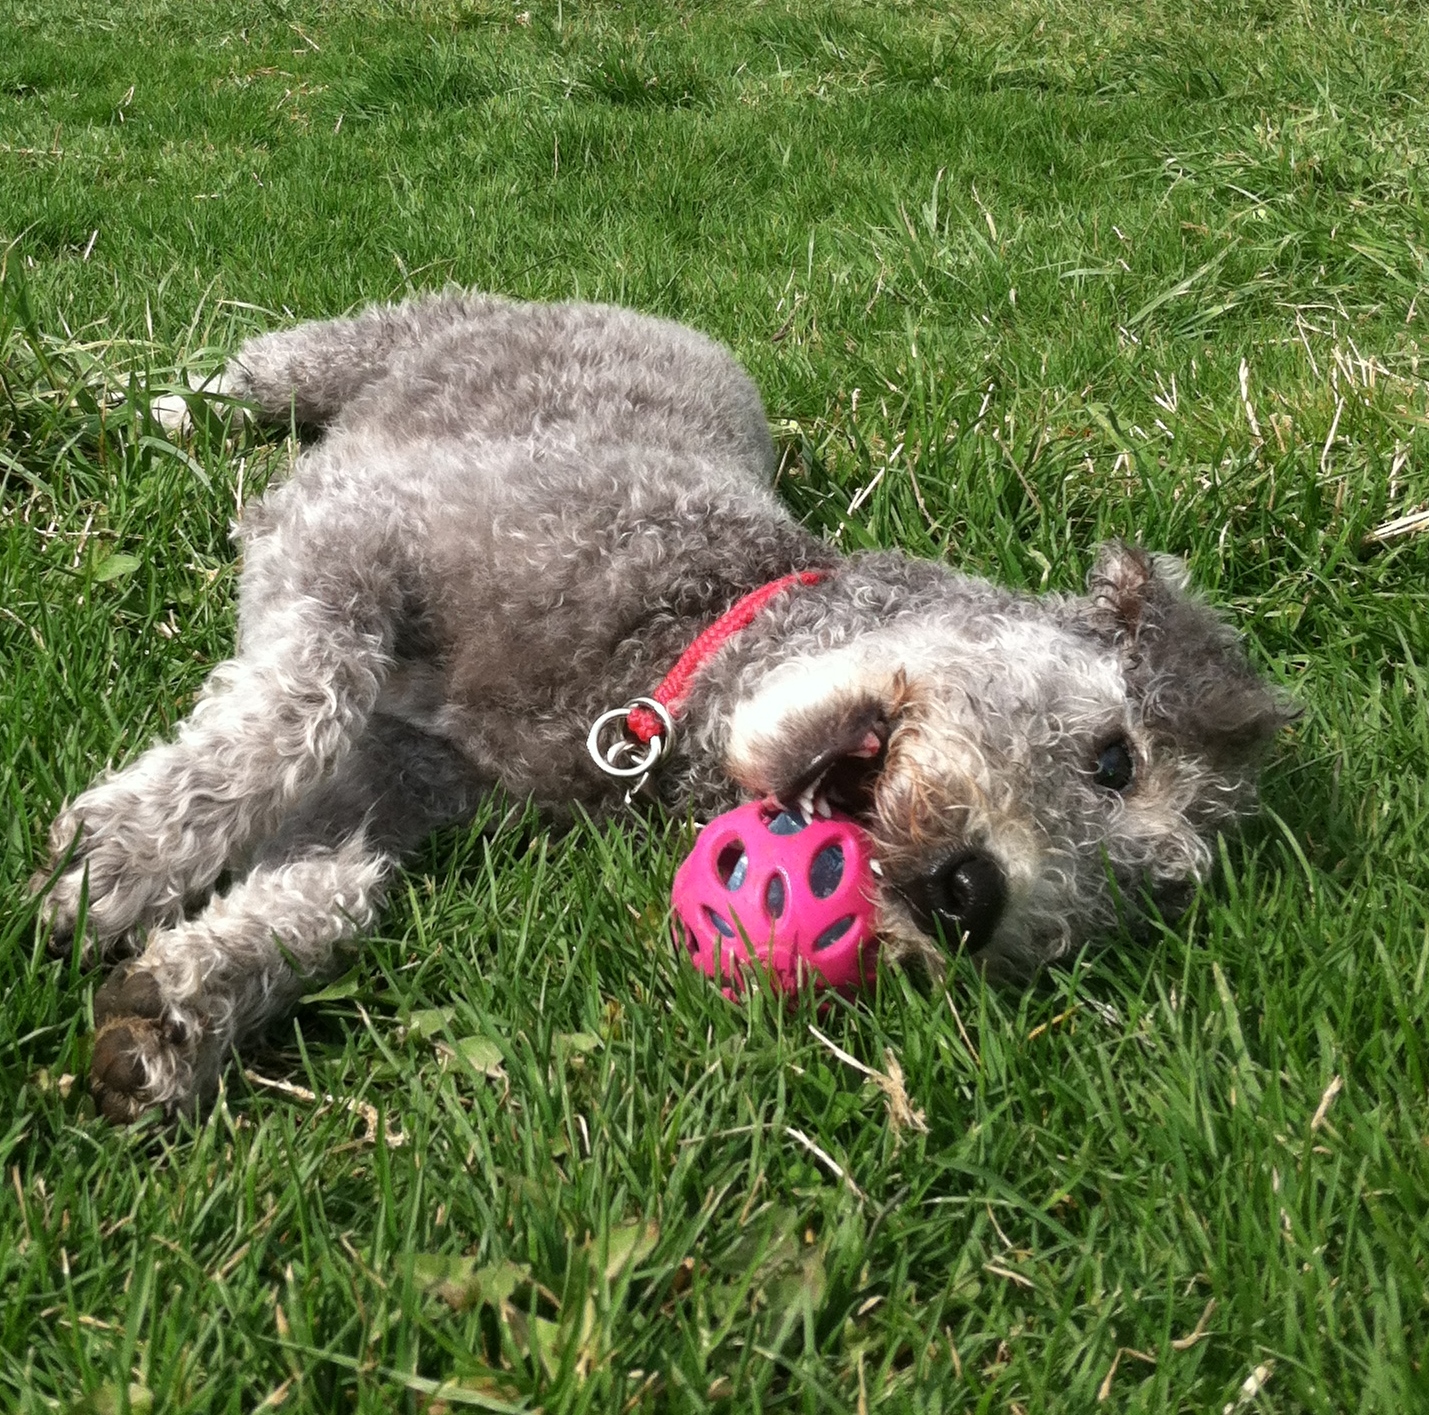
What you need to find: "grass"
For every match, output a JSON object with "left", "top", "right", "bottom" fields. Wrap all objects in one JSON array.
[{"left": 2, "top": 0, "right": 1428, "bottom": 1409}]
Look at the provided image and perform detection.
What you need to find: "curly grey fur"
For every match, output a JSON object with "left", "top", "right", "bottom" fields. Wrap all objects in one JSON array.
[{"left": 35, "top": 292, "right": 1293, "bottom": 1121}]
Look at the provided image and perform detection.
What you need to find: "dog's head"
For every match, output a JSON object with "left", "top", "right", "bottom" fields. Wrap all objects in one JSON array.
[{"left": 723, "top": 543, "right": 1295, "bottom": 975}]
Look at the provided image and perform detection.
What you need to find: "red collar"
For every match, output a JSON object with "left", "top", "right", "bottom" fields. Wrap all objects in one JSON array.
[
  {"left": 627, "top": 569, "right": 827, "bottom": 742},
  {"left": 587, "top": 569, "right": 827, "bottom": 790}
]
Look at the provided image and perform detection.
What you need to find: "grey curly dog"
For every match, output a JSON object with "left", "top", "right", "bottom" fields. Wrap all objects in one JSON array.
[{"left": 31, "top": 292, "right": 1293, "bottom": 1122}]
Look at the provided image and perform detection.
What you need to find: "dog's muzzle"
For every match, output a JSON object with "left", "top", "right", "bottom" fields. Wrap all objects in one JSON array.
[{"left": 898, "top": 849, "right": 1007, "bottom": 953}]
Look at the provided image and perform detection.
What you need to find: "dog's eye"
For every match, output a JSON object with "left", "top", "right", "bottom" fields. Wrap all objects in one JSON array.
[{"left": 1092, "top": 738, "right": 1135, "bottom": 792}]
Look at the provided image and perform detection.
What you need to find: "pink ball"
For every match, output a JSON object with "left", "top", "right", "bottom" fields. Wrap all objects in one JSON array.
[{"left": 672, "top": 799, "right": 880, "bottom": 997}]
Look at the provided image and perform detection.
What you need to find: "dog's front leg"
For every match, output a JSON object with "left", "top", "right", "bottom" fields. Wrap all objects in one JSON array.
[
  {"left": 35, "top": 602, "right": 391, "bottom": 951},
  {"left": 87, "top": 835, "right": 392, "bottom": 1122}
]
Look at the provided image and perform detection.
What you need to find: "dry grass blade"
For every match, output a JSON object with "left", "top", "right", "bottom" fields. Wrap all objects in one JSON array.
[
  {"left": 1171, "top": 1297, "right": 1217, "bottom": 1351},
  {"left": 1098, "top": 1346, "right": 1157, "bottom": 1400},
  {"left": 808, "top": 1025, "right": 928, "bottom": 1138},
  {"left": 242, "top": 1068, "right": 405, "bottom": 1146},
  {"left": 1363, "top": 506, "right": 1429, "bottom": 548},
  {"left": 1311, "top": 1075, "right": 1344, "bottom": 1131},
  {"left": 785, "top": 1125, "right": 864, "bottom": 1200},
  {"left": 1096, "top": 1347, "right": 1122, "bottom": 1402},
  {"left": 1224, "top": 1361, "right": 1274, "bottom": 1411},
  {"left": 984, "top": 1262, "right": 1036, "bottom": 1289}
]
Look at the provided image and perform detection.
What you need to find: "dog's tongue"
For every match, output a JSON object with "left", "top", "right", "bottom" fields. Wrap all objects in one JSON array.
[{"left": 848, "top": 731, "right": 883, "bottom": 759}]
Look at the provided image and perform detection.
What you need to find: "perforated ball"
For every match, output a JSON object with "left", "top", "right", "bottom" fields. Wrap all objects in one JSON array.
[{"left": 672, "top": 799, "right": 880, "bottom": 996}]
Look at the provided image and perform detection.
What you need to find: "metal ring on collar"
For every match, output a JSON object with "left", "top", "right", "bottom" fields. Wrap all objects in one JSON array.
[{"left": 586, "top": 697, "right": 675, "bottom": 780}]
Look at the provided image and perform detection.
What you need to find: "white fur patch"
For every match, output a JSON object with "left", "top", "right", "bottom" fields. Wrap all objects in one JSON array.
[
  {"left": 726, "top": 616, "right": 1127, "bottom": 782},
  {"left": 725, "top": 637, "right": 903, "bottom": 781}
]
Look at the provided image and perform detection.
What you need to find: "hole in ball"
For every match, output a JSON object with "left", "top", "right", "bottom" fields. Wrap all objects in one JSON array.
[
  {"left": 716, "top": 841, "right": 748, "bottom": 891},
  {"left": 812, "top": 915, "right": 856, "bottom": 951},
  {"left": 765, "top": 874, "right": 786, "bottom": 918},
  {"left": 703, "top": 906, "right": 737, "bottom": 938},
  {"left": 764, "top": 806, "right": 807, "bottom": 836},
  {"left": 809, "top": 844, "right": 844, "bottom": 898}
]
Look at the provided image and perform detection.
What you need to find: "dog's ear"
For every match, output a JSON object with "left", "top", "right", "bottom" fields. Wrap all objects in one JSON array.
[
  {"left": 724, "top": 652, "right": 910, "bottom": 814},
  {"left": 1081, "top": 539, "right": 1298, "bottom": 763},
  {"left": 1084, "top": 540, "right": 1185, "bottom": 641}
]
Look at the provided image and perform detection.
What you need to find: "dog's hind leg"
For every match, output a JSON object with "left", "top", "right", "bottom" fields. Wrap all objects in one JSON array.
[
  {"left": 36, "top": 585, "right": 396, "bottom": 951},
  {"left": 218, "top": 291, "right": 510, "bottom": 428},
  {"left": 86, "top": 717, "right": 485, "bottom": 1121}
]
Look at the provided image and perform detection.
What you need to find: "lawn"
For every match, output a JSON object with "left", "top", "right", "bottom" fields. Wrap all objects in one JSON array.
[{"left": 2, "top": 0, "right": 1428, "bottom": 1410}]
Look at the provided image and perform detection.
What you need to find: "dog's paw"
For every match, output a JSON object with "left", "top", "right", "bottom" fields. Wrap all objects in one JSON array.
[
  {"left": 90, "top": 962, "right": 204, "bottom": 1123},
  {"left": 32, "top": 803, "right": 183, "bottom": 954},
  {"left": 30, "top": 818, "right": 98, "bottom": 956},
  {"left": 32, "top": 844, "right": 124, "bottom": 958}
]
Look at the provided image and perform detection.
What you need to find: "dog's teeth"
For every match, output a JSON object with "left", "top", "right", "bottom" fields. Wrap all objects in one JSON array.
[
  {"left": 814, "top": 794, "right": 832, "bottom": 819},
  {"left": 798, "top": 784, "right": 817, "bottom": 820},
  {"left": 869, "top": 859, "right": 883, "bottom": 876}
]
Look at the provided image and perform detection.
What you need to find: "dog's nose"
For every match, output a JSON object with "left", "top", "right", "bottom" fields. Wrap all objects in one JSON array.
[{"left": 902, "top": 850, "right": 1006, "bottom": 953}]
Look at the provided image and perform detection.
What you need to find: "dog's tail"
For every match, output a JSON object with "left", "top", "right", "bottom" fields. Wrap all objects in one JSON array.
[{"left": 218, "top": 289, "right": 511, "bottom": 429}]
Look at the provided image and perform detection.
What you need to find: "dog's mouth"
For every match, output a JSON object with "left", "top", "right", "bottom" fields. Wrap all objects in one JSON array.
[
  {"left": 773, "top": 715, "right": 891, "bottom": 895},
  {"left": 776, "top": 708, "right": 890, "bottom": 822},
  {"left": 776, "top": 722, "right": 1014, "bottom": 956},
  {"left": 770, "top": 717, "right": 1010, "bottom": 955}
]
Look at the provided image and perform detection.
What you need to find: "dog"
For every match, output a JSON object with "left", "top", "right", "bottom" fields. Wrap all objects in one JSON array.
[{"left": 31, "top": 292, "right": 1293, "bottom": 1122}]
